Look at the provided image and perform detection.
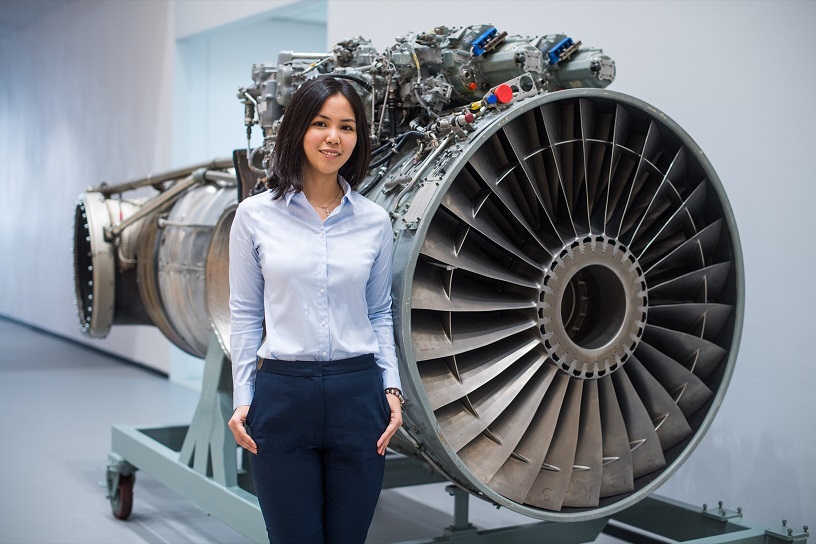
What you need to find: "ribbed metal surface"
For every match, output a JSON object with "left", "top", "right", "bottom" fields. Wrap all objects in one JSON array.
[
  {"left": 387, "top": 89, "right": 742, "bottom": 520},
  {"left": 156, "top": 185, "right": 237, "bottom": 357},
  {"left": 205, "top": 205, "right": 237, "bottom": 358},
  {"left": 72, "top": 177, "right": 237, "bottom": 357}
]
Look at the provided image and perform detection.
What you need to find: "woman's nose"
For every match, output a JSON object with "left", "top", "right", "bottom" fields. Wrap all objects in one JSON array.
[{"left": 325, "top": 128, "right": 340, "bottom": 144}]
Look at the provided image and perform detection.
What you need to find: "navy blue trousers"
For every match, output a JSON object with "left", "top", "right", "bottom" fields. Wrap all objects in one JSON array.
[{"left": 246, "top": 354, "right": 389, "bottom": 544}]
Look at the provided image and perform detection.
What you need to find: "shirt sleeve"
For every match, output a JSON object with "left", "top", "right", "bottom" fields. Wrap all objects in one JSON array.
[
  {"left": 229, "top": 203, "right": 265, "bottom": 409},
  {"left": 366, "top": 212, "right": 402, "bottom": 391}
]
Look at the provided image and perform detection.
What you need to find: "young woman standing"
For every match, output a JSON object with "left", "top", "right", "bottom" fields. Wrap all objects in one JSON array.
[{"left": 227, "top": 76, "right": 404, "bottom": 543}]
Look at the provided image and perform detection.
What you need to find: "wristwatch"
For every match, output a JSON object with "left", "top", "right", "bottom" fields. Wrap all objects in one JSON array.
[{"left": 384, "top": 387, "right": 405, "bottom": 406}]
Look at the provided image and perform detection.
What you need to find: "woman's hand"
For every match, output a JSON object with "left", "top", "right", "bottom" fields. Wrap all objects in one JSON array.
[
  {"left": 228, "top": 405, "right": 258, "bottom": 455},
  {"left": 376, "top": 392, "right": 403, "bottom": 456}
]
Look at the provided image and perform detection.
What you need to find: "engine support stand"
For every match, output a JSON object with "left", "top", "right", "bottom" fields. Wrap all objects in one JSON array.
[{"left": 177, "top": 334, "right": 236, "bottom": 487}]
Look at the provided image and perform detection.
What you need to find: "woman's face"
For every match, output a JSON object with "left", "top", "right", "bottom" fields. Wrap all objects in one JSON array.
[{"left": 302, "top": 93, "right": 358, "bottom": 184}]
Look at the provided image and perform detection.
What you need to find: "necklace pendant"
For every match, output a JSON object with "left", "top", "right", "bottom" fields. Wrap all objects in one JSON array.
[{"left": 306, "top": 186, "right": 342, "bottom": 216}]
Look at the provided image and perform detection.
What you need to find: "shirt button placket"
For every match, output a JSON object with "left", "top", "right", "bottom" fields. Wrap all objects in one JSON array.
[{"left": 319, "top": 228, "right": 329, "bottom": 360}]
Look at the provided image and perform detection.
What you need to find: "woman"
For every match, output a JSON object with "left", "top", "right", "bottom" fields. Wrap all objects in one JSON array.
[{"left": 227, "top": 76, "right": 404, "bottom": 544}]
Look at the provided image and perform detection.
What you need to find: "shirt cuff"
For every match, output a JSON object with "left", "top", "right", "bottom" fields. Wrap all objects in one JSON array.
[
  {"left": 381, "top": 369, "right": 402, "bottom": 392},
  {"left": 233, "top": 383, "right": 255, "bottom": 410}
]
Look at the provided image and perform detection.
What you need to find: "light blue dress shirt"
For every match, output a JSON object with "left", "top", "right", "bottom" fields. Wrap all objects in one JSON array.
[{"left": 229, "top": 178, "right": 402, "bottom": 409}]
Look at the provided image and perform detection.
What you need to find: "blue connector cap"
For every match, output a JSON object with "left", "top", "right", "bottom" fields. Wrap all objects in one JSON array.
[
  {"left": 470, "top": 27, "right": 498, "bottom": 57},
  {"left": 548, "top": 36, "right": 575, "bottom": 65}
]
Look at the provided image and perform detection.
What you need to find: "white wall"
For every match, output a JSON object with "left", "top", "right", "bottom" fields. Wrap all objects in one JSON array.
[
  {"left": 1, "top": 0, "right": 813, "bottom": 533},
  {"left": 0, "top": 0, "right": 319, "bottom": 375},
  {"left": 0, "top": 0, "right": 177, "bottom": 370},
  {"left": 174, "top": 0, "right": 300, "bottom": 39},
  {"left": 328, "top": 0, "right": 816, "bottom": 530}
]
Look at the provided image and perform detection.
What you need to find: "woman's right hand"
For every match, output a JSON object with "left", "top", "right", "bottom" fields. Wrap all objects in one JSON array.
[{"left": 228, "top": 405, "right": 258, "bottom": 455}]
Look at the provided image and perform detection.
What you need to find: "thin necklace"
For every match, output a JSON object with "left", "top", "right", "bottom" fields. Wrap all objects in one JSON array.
[{"left": 306, "top": 185, "right": 343, "bottom": 215}]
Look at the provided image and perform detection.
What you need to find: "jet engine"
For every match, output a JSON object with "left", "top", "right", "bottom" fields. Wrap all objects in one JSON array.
[{"left": 73, "top": 25, "right": 742, "bottom": 521}]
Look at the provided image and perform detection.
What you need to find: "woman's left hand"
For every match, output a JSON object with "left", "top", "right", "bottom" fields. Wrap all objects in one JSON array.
[{"left": 376, "top": 392, "right": 403, "bottom": 456}]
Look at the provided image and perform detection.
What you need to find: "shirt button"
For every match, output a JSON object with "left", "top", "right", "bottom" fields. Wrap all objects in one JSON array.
[
  {"left": 322, "top": 351, "right": 328, "bottom": 357},
  {"left": 321, "top": 320, "right": 327, "bottom": 326},
  {"left": 319, "top": 232, "right": 324, "bottom": 238},
  {"left": 319, "top": 288, "right": 325, "bottom": 294}
]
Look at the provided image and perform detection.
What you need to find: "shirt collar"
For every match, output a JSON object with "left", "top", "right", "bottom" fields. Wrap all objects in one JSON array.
[
  {"left": 283, "top": 176, "right": 358, "bottom": 210},
  {"left": 338, "top": 177, "right": 358, "bottom": 210}
]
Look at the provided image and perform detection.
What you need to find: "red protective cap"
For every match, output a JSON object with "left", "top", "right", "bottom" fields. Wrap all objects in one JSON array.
[
  {"left": 494, "top": 84, "right": 513, "bottom": 104},
  {"left": 464, "top": 112, "right": 475, "bottom": 124},
  {"left": 468, "top": 82, "right": 478, "bottom": 91}
]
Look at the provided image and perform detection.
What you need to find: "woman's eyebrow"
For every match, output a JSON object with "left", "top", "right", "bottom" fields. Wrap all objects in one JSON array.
[{"left": 314, "top": 113, "right": 356, "bottom": 123}]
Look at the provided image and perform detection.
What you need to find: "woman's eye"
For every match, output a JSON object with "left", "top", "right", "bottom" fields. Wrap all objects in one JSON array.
[
  {"left": 312, "top": 121, "right": 326, "bottom": 127},
  {"left": 341, "top": 125, "right": 355, "bottom": 131}
]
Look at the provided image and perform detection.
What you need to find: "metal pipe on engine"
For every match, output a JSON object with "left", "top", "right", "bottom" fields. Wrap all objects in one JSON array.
[{"left": 92, "top": 157, "right": 233, "bottom": 196}]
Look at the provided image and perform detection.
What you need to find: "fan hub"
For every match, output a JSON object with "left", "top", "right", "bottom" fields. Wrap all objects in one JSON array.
[{"left": 539, "top": 235, "right": 647, "bottom": 379}]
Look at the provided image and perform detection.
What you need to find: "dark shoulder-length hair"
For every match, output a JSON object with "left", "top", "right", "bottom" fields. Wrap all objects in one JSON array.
[{"left": 267, "top": 76, "right": 371, "bottom": 198}]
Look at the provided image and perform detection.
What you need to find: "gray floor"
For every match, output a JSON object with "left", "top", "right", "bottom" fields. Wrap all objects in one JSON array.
[{"left": 0, "top": 318, "right": 625, "bottom": 543}]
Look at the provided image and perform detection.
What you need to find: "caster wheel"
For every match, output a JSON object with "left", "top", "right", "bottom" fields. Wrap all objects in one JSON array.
[{"left": 108, "top": 472, "right": 135, "bottom": 520}]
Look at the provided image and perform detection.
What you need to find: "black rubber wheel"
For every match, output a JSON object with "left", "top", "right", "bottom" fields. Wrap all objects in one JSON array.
[{"left": 110, "top": 473, "right": 135, "bottom": 520}]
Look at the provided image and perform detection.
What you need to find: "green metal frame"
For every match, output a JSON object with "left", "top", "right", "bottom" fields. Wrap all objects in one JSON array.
[{"left": 105, "top": 335, "right": 808, "bottom": 544}]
